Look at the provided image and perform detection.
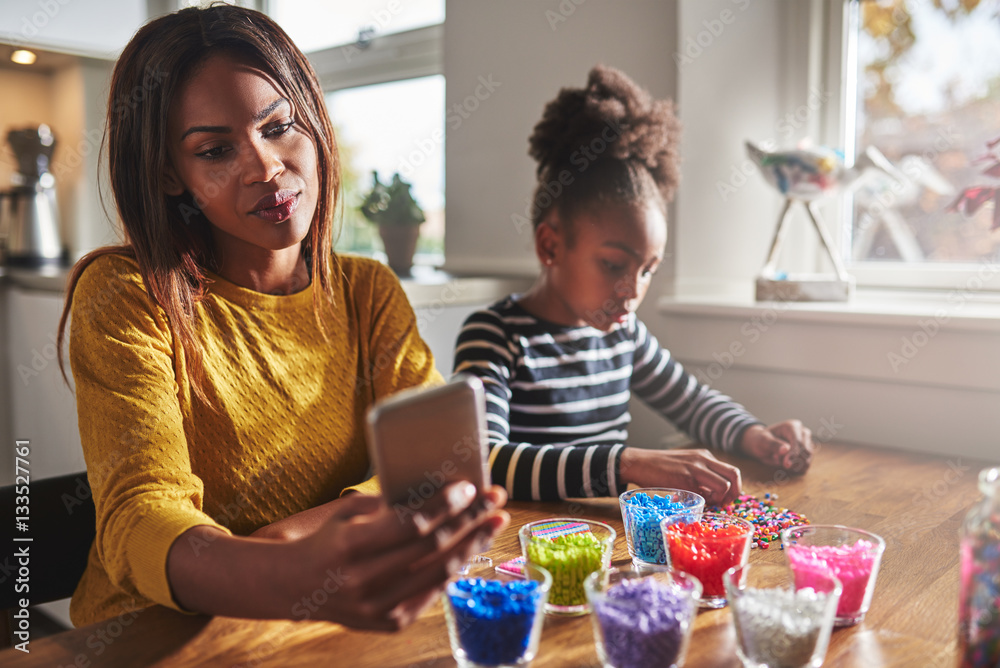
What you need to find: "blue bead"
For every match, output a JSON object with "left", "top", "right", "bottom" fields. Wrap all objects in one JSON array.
[{"left": 449, "top": 579, "right": 542, "bottom": 665}]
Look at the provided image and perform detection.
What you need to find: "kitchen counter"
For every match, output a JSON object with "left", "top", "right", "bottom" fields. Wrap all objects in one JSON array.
[
  {"left": 0, "top": 264, "right": 72, "bottom": 293},
  {"left": 0, "top": 262, "right": 530, "bottom": 308}
]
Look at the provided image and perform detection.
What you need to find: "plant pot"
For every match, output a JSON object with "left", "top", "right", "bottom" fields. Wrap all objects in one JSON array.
[{"left": 378, "top": 223, "right": 421, "bottom": 277}]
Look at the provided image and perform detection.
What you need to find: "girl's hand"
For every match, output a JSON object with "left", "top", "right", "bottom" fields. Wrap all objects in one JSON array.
[
  {"left": 287, "top": 482, "right": 509, "bottom": 631},
  {"left": 739, "top": 421, "right": 814, "bottom": 473},
  {"left": 619, "top": 447, "right": 742, "bottom": 506}
]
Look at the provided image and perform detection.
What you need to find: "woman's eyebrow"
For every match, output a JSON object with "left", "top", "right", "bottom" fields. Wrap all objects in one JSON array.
[
  {"left": 253, "top": 97, "right": 289, "bottom": 123},
  {"left": 180, "top": 98, "right": 290, "bottom": 141}
]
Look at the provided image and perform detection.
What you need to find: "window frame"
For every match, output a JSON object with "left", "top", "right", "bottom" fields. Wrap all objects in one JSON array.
[
  {"left": 306, "top": 23, "right": 442, "bottom": 94},
  {"left": 822, "top": 0, "right": 1000, "bottom": 292}
]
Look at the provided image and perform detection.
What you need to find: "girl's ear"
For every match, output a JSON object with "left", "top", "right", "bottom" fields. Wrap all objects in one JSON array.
[
  {"left": 535, "top": 218, "right": 561, "bottom": 267},
  {"left": 162, "top": 163, "right": 185, "bottom": 196}
]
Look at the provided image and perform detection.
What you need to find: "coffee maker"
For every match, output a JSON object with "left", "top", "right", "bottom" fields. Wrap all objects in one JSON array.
[{"left": 0, "top": 124, "right": 64, "bottom": 267}]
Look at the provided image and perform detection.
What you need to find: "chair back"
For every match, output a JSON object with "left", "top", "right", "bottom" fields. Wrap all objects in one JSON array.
[{"left": 0, "top": 471, "right": 95, "bottom": 610}]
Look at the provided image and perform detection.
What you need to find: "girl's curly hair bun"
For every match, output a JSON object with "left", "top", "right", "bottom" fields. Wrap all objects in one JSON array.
[{"left": 528, "top": 64, "right": 681, "bottom": 203}]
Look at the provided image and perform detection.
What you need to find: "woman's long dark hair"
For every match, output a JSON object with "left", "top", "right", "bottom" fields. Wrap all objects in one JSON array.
[{"left": 57, "top": 4, "right": 341, "bottom": 402}]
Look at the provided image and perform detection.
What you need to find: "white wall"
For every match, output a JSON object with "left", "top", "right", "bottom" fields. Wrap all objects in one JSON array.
[
  {"left": 443, "top": 0, "right": 680, "bottom": 277},
  {"left": 632, "top": 0, "right": 829, "bottom": 445}
]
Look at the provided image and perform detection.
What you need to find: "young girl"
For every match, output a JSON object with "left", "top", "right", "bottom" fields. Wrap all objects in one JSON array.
[
  {"left": 453, "top": 66, "right": 813, "bottom": 505},
  {"left": 57, "top": 5, "right": 506, "bottom": 630}
]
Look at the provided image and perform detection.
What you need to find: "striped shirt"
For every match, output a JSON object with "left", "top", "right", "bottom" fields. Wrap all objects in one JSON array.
[{"left": 452, "top": 297, "right": 762, "bottom": 501}]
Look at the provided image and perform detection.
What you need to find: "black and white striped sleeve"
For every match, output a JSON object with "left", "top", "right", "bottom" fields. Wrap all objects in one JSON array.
[
  {"left": 629, "top": 319, "right": 762, "bottom": 453},
  {"left": 453, "top": 309, "right": 623, "bottom": 501}
]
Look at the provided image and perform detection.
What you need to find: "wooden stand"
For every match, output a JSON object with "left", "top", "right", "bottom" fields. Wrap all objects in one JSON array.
[{"left": 755, "top": 199, "right": 854, "bottom": 302}]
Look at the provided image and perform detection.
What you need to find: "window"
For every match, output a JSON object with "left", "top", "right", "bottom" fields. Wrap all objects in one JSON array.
[
  {"left": 846, "top": 0, "right": 1000, "bottom": 278},
  {"left": 268, "top": 0, "right": 444, "bottom": 54},
  {"left": 268, "top": 1, "right": 445, "bottom": 267},
  {"left": 326, "top": 76, "right": 445, "bottom": 264}
]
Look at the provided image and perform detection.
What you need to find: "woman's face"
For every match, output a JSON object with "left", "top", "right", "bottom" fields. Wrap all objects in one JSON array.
[
  {"left": 545, "top": 200, "right": 667, "bottom": 330},
  {"left": 165, "top": 53, "right": 319, "bottom": 260}
]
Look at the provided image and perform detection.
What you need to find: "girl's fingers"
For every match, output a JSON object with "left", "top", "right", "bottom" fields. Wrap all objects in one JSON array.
[
  {"left": 693, "top": 467, "right": 736, "bottom": 505},
  {"left": 704, "top": 457, "right": 742, "bottom": 499},
  {"left": 768, "top": 420, "right": 814, "bottom": 472}
]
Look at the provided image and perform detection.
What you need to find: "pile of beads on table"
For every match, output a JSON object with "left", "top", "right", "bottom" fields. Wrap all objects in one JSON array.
[
  {"left": 591, "top": 578, "right": 694, "bottom": 668},
  {"left": 621, "top": 493, "right": 697, "bottom": 564},
  {"left": 526, "top": 533, "right": 605, "bottom": 607},
  {"left": 663, "top": 517, "right": 752, "bottom": 598},
  {"left": 445, "top": 578, "right": 543, "bottom": 666},
  {"left": 784, "top": 540, "right": 879, "bottom": 621},
  {"left": 730, "top": 586, "right": 831, "bottom": 668},
  {"left": 711, "top": 493, "right": 810, "bottom": 550}
]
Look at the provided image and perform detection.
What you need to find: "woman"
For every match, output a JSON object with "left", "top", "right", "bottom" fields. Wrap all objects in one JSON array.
[{"left": 58, "top": 5, "right": 507, "bottom": 630}]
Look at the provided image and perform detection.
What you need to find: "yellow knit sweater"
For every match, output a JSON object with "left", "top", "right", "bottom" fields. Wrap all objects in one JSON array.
[{"left": 68, "top": 253, "right": 441, "bottom": 627}]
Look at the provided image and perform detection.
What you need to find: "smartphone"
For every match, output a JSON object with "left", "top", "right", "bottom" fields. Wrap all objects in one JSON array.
[{"left": 366, "top": 375, "right": 490, "bottom": 512}]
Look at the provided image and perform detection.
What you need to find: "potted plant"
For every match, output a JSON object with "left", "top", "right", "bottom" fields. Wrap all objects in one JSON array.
[{"left": 359, "top": 171, "right": 425, "bottom": 277}]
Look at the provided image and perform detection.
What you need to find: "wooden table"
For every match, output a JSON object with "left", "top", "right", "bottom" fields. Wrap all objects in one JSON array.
[{"left": 3, "top": 442, "right": 988, "bottom": 667}]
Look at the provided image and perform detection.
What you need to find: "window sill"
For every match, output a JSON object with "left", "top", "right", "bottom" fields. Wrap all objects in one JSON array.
[
  {"left": 400, "top": 266, "right": 532, "bottom": 309},
  {"left": 658, "top": 284, "right": 1000, "bottom": 334}
]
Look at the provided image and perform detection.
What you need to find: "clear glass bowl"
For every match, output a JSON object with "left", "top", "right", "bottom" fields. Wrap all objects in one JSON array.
[
  {"left": 662, "top": 512, "right": 754, "bottom": 608},
  {"left": 585, "top": 565, "right": 702, "bottom": 668},
  {"left": 781, "top": 524, "right": 885, "bottom": 627},
  {"left": 443, "top": 563, "right": 551, "bottom": 668},
  {"left": 725, "top": 562, "right": 842, "bottom": 668},
  {"left": 519, "top": 517, "right": 616, "bottom": 616},
  {"left": 619, "top": 488, "right": 705, "bottom": 567}
]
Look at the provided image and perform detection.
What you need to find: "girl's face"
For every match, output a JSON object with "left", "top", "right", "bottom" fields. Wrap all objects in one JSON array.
[
  {"left": 542, "top": 201, "right": 667, "bottom": 330},
  {"left": 165, "top": 53, "right": 319, "bottom": 261}
]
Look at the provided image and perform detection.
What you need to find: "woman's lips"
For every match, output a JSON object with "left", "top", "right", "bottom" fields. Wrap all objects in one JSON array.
[{"left": 251, "top": 191, "right": 299, "bottom": 222}]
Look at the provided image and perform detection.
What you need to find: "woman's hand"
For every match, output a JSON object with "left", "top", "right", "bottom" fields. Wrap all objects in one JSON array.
[
  {"left": 167, "top": 482, "right": 508, "bottom": 630},
  {"left": 619, "top": 447, "right": 742, "bottom": 506},
  {"left": 739, "top": 421, "right": 814, "bottom": 474},
  {"left": 249, "top": 499, "right": 344, "bottom": 541},
  {"left": 286, "top": 482, "right": 509, "bottom": 630}
]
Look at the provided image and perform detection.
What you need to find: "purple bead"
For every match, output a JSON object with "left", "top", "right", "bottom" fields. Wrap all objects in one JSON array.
[{"left": 593, "top": 578, "right": 691, "bottom": 668}]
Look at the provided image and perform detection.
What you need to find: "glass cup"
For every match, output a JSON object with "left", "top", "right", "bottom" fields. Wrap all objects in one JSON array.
[
  {"left": 443, "top": 562, "right": 552, "bottom": 668},
  {"left": 781, "top": 524, "right": 886, "bottom": 627},
  {"left": 619, "top": 488, "right": 706, "bottom": 567},
  {"left": 585, "top": 565, "right": 702, "bottom": 668},
  {"left": 519, "top": 517, "right": 617, "bottom": 616},
  {"left": 724, "top": 562, "right": 842, "bottom": 668},
  {"left": 662, "top": 512, "right": 754, "bottom": 608}
]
